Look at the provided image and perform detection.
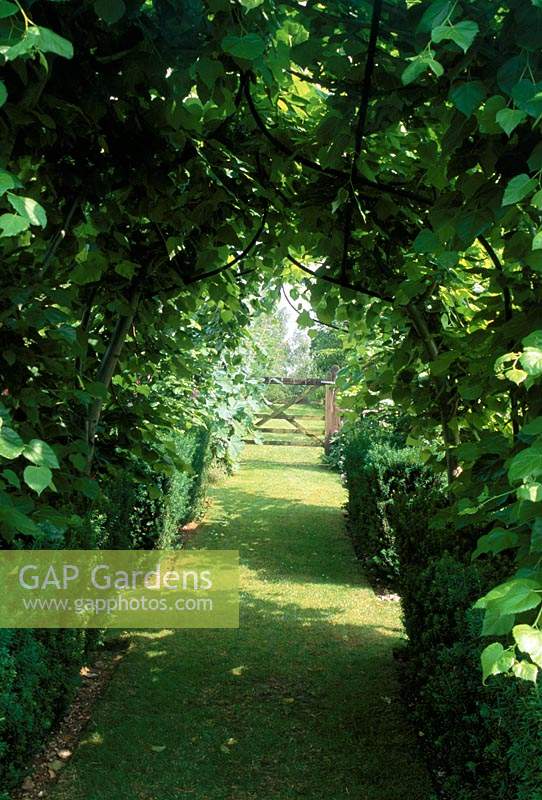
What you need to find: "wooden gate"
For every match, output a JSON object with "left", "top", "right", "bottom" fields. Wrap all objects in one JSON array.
[{"left": 245, "top": 369, "right": 341, "bottom": 451}]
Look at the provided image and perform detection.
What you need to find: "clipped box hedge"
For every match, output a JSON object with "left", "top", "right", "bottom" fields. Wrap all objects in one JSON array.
[
  {"left": 341, "top": 419, "right": 443, "bottom": 588},
  {"left": 0, "top": 427, "right": 210, "bottom": 793},
  {"left": 340, "top": 416, "right": 542, "bottom": 799}
]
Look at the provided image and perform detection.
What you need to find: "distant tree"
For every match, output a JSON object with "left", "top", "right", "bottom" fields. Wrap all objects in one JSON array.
[
  {"left": 286, "top": 331, "right": 313, "bottom": 379},
  {"left": 309, "top": 329, "right": 346, "bottom": 377},
  {"left": 245, "top": 307, "right": 291, "bottom": 380}
]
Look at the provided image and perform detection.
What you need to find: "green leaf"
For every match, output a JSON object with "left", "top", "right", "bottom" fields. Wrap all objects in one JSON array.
[
  {"left": 533, "top": 230, "right": 542, "bottom": 250},
  {"left": 0, "top": 506, "right": 40, "bottom": 538},
  {"left": 0, "top": 1, "right": 18, "bottom": 18},
  {"left": 85, "top": 382, "right": 108, "bottom": 399},
  {"left": 523, "top": 331, "right": 542, "bottom": 349},
  {"left": 482, "top": 607, "right": 515, "bottom": 636},
  {"left": 429, "top": 351, "right": 458, "bottom": 376},
  {"left": 115, "top": 260, "right": 137, "bottom": 279},
  {"left": 513, "top": 624, "right": 542, "bottom": 667},
  {"left": 0, "top": 427, "right": 24, "bottom": 459},
  {"left": 413, "top": 228, "right": 440, "bottom": 253},
  {"left": 457, "top": 441, "right": 481, "bottom": 460},
  {"left": 512, "top": 660, "right": 538, "bottom": 682},
  {"left": 94, "top": 0, "right": 126, "bottom": 24},
  {"left": 2, "top": 468, "right": 20, "bottom": 489},
  {"left": 496, "top": 108, "right": 527, "bottom": 136},
  {"left": 502, "top": 174, "right": 537, "bottom": 206},
  {"left": 401, "top": 58, "right": 430, "bottom": 86},
  {"left": 450, "top": 81, "right": 485, "bottom": 117},
  {"left": 0, "top": 213, "right": 30, "bottom": 236},
  {"left": 432, "top": 20, "right": 479, "bottom": 52},
  {"left": 74, "top": 476, "right": 99, "bottom": 500},
  {"left": 0, "top": 81, "right": 6, "bottom": 109},
  {"left": 520, "top": 346, "right": 542, "bottom": 378},
  {"left": 522, "top": 417, "right": 542, "bottom": 435},
  {"left": 7, "top": 193, "right": 47, "bottom": 227},
  {"left": 498, "top": 584, "right": 542, "bottom": 615},
  {"left": 481, "top": 642, "right": 514, "bottom": 683},
  {"left": 477, "top": 94, "right": 507, "bottom": 134},
  {"left": 531, "top": 518, "right": 542, "bottom": 552},
  {"left": 0, "top": 171, "right": 22, "bottom": 196},
  {"left": 3, "top": 27, "right": 40, "bottom": 60},
  {"left": 529, "top": 142, "right": 542, "bottom": 171},
  {"left": 418, "top": 0, "right": 452, "bottom": 33},
  {"left": 473, "top": 527, "right": 520, "bottom": 559},
  {"left": 23, "top": 465, "right": 52, "bottom": 495},
  {"left": 71, "top": 259, "right": 104, "bottom": 285},
  {"left": 35, "top": 26, "right": 73, "bottom": 59},
  {"left": 517, "top": 482, "right": 542, "bottom": 502},
  {"left": 332, "top": 186, "right": 349, "bottom": 214},
  {"left": 197, "top": 58, "right": 224, "bottom": 90},
  {"left": 23, "top": 439, "right": 60, "bottom": 469},
  {"left": 509, "top": 445, "right": 542, "bottom": 484},
  {"left": 222, "top": 34, "right": 266, "bottom": 61},
  {"left": 506, "top": 367, "right": 528, "bottom": 385},
  {"left": 428, "top": 58, "right": 443, "bottom": 78},
  {"left": 532, "top": 189, "right": 542, "bottom": 209},
  {"left": 526, "top": 250, "right": 542, "bottom": 271},
  {"left": 69, "top": 453, "right": 87, "bottom": 472}
]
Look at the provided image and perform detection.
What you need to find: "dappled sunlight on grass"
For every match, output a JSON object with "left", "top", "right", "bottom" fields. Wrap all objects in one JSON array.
[{"left": 50, "top": 444, "right": 431, "bottom": 800}]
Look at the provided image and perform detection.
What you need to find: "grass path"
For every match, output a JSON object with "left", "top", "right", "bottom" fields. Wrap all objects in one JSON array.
[{"left": 51, "top": 445, "right": 432, "bottom": 800}]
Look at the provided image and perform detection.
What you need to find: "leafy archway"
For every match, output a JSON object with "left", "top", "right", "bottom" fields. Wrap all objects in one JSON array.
[{"left": 1, "top": 0, "right": 542, "bottom": 683}]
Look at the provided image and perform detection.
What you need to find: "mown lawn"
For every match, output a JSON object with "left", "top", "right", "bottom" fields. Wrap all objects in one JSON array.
[
  {"left": 251, "top": 402, "right": 325, "bottom": 445},
  {"left": 50, "top": 445, "right": 432, "bottom": 800}
]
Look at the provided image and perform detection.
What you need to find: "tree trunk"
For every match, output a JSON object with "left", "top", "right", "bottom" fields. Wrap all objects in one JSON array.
[
  {"left": 85, "top": 287, "right": 141, "bottom": 470},
  {"left": 407, "top": 302, "right": 459, "bottom": 485}
]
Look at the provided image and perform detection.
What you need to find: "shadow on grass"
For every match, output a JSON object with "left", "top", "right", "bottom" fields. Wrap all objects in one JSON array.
[
  {"left": 51, "top": 592, "right": 430, "bottom": 800},
  {"left": 201, "top": 486, "right": 360, "bottom": 588},
  {"left": 240, "top": 457, "right": 331, "bottom": 475},
  {"left": 48, "top": 449, "right": 432, "bottom": 800}
]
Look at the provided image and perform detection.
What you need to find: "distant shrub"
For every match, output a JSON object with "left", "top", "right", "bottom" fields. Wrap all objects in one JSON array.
[{"left": 161, "top": 426, "right": 210, "bottom": 546}]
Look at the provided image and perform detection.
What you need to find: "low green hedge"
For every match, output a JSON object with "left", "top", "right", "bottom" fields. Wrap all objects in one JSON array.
[
  {"left": 397, "top": 542, "right": 542, "bottom": 800},
  {"left": 0, "top": 427, "right": 210, "bottom": 794},
  {"left": 0, "top": 629, "right": 87, "bottom": 791},
  {"left": 341, "top": 419, "right": 443, "bottom": 587},
  {"left": 93, "top": 426, "right": 210, "bottom": 550},
  {"left": 162, "top": 425, "right": 210, "bottom": 544},
  {"left": 340, "top": 415, "right": 542, "bottom": 798}
]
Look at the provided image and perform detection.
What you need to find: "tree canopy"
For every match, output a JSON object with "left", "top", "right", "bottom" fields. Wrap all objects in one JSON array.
[{"left": 2, "top": 0, "right": 542, "bottom": 681}]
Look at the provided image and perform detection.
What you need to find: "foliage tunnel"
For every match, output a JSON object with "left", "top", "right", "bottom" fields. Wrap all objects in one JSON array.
[{"left": 1, "top": 0, "right": 542, "bottom": 786}]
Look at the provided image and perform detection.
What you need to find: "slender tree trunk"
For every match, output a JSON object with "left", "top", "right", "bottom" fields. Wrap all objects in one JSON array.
[
  {"left": 85, "top": 287, "right": 141, "bottom": 470},
  {"left": 407, "top": 302, "right": 459, "bottom": 485},
  {"left": 76, "top": 286, "right": 98, "bottom": 377}
]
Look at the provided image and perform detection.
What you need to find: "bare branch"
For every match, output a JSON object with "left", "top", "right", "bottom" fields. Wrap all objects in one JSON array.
[
  {"left": 42, "top": 195, "right": 81, "bottom": 273},
  {"left": 286, "top": 252, "right": 393, "bottom": 302},
  {"left": 281, "top": 285, "right": 348, "bottom": 332},
  {"left": 184, "top": 209, "right": 268, "bottom": 285}
]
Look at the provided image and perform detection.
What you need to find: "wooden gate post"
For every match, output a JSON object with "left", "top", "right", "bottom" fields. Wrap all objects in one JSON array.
[{"left": 324, "top": 366, "right": 341, "bottom": 453}]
